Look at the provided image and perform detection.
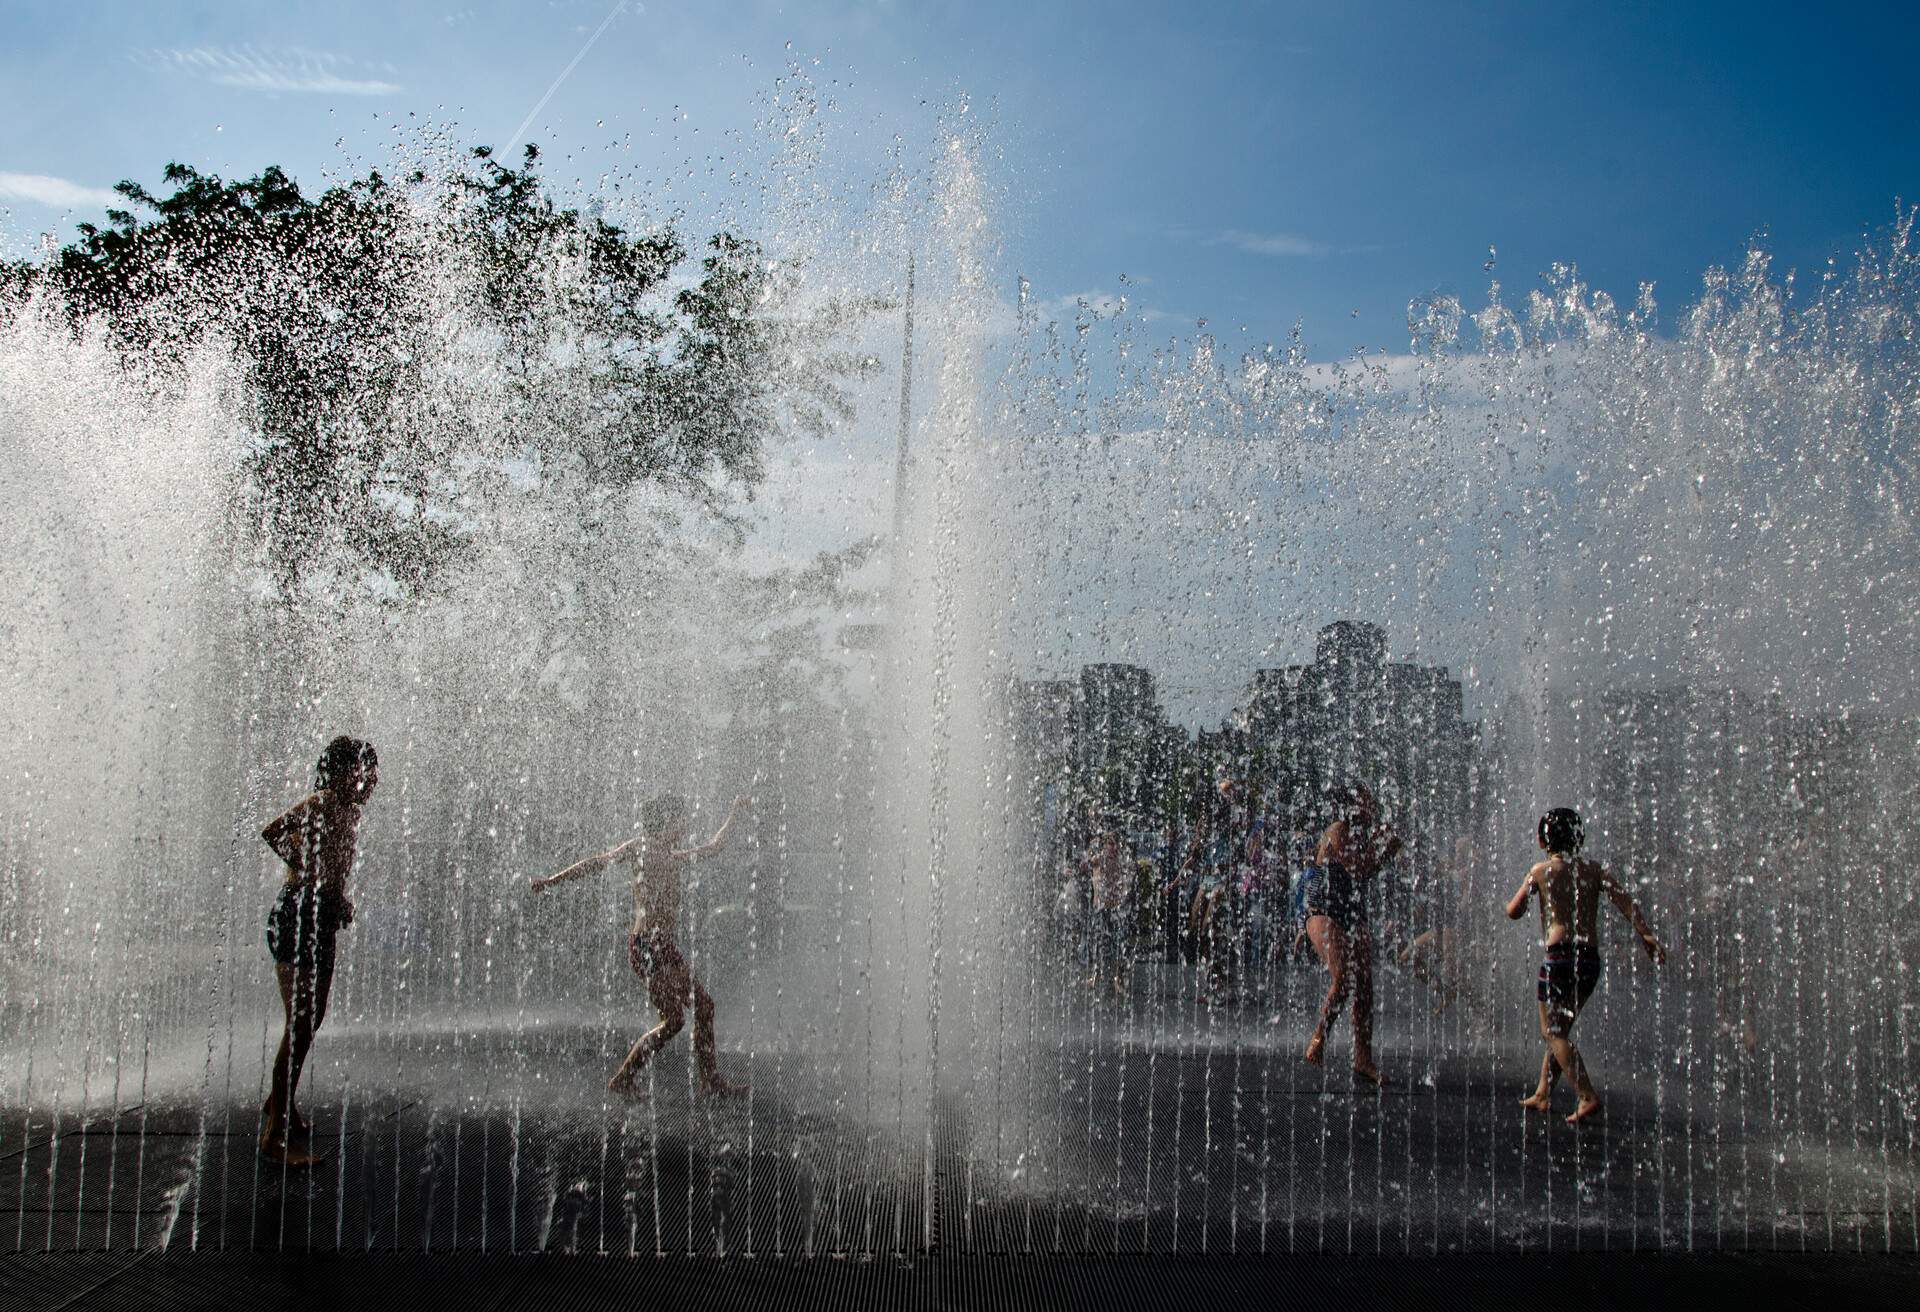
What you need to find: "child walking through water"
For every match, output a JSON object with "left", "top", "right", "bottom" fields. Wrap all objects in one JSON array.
[
  {"left": 259, "top": 735, "right": 379, "bottom": 1165},
  {"left": 532, "top": 792, "right": 752, "bottom": 1098},
  {"left": 1300, "top": 783, "right": 1401, "bottom": 1084},
  {"left": 1506, "top": 807, "right": 1666, "bottom": 1124}
]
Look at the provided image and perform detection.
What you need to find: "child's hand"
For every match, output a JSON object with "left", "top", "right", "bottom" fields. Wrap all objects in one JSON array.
[
  {"left": 529, "top": 876, "right": 548, "bottom": 895},
  {"left": 338, "top": 899, "right": 356, "bottom": 927},
  {"left": 1644, "top": 935, "right": 1667, "bottom": 965}
]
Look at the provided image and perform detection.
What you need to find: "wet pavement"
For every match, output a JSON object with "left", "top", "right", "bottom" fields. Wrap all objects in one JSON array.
[{"left": 6, "top": 965, "right": 1914, "bottom": 1259}]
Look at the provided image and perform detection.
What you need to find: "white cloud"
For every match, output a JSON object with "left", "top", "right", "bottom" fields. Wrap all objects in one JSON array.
[
  {"left": 1040, "top": 289, "right": 1127, "bottom": 319},
  {"left": 1292, "top": 351, "right": 1423, "bottom": 391},
  {"left": 1215, "top": 228, "right": 1331, "bottom": 257},
  {"left": 1024, "top": 289, "right": 1184, "bottom": 328},
  {"left": 151, "top": 46, "right": 401, "bottom": 96},
  {"left": 0, "top": 172, "right": 122, "bottom": 209}
]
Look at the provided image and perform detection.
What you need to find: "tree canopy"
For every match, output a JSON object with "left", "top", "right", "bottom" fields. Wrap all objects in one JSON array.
[{"left": 2, "top": 145, "right": 870, "bottom": 604}]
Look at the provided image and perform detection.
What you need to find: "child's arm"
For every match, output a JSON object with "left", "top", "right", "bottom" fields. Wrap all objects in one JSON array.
[
  {"left": 1320, "top": 819, "right": 1350, "bottom": 867},
  {"left": 1505, "top": 867, "right": 1537, "bottom": 921},
  {"left": 1375, "top": 828, "right": 1405, "bottom": 869},
  {"left": 530, "top": 838, "right": 637, "bottom": 893},
  {"left": 1365, "top": 816, "right": 1403, "bottom": 866},
  {"left": 678, "top": 795, "right": 751, "bottom": 859},
  {"left": 1599, "top": 866, "right": 1667, "bottom": 963},
  {"left": 262, "top": 798, "right": 315, "bottom": 875}
]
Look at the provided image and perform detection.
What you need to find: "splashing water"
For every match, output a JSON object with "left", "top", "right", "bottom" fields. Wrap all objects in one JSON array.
[{"left": 0, "top": 87, "right": 1916, "bottom": 1256}]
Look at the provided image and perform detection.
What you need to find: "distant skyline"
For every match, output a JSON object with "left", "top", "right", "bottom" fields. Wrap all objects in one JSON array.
[{"left": 4, "top": 1, "right": 1917, "bottom": 360}]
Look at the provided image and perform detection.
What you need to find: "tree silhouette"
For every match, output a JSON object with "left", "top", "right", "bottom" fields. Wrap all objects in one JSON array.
[{"left": 3, "top": 145, "right": 874, "bottom": 604}]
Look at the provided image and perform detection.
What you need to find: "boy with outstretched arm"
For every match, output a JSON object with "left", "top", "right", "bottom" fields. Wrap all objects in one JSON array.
[{"left": 532, "top": 792, "right": 752, "bottom": 1098}]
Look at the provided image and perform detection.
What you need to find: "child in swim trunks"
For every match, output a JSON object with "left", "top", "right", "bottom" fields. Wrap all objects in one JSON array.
[
  {"left": 532, "top": 792, "right": 751, "bottom": 1098},
  {"left": 1505, "top": 807, "right": 1666, "bottom": 1124},
  {"left": 259, "top": 735, "right": 379, "bottom": 1165}
]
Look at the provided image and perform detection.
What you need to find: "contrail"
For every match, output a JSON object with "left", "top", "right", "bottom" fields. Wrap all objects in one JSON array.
[{"left": 503, "top": 0, "right": 628, "bottom": 155}]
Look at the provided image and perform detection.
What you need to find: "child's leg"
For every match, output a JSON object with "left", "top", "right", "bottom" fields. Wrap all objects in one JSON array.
[
  {"left": 1304, "top": 917, "right": 1349, "bottom": 1065},
  {"left": 1520, "top": 1005, "right": 1560, "bottom": 1109},
  {"left": 263, "top": 965, "right": 298, "bottom": 1135},
  {"left": 1528, "top": 1048, "right": 1558, "bottom": 1099},
  {"left": 691, "top": 981, "right": 717, "bottom": 1082},
  {"left": 610, "top": 964, "right": 689, "bottom": 1091},
  {"left": 1526, "top": 999, "right": 1600, "bottom": 1117},
  {"left": 1557, "top": 1000, "right": 1602, "bottom": 1122},
  {"left": 278, "top": 962, "right": 329, "bottom": 1116},
  {"left": 1435, "top": 928, "right": 1462, "bottom": 1012},
  {"left": 1546, "top": 1028, "right": 1598, "bottom": 1120},
  {"left": 690, "top": 977, "right": 747, "bottom": 1095},
  {"left": 290, "top": 960, "right": 333, "bottom": 1131},
  {"left": 262, "top": 958, "right": 330, "bottom": 1161},
  {"left": 1103, "top": 907, "right": 1128, "bottom": 992},
  {"left": 1350, "top": 928, "right": 1386, "bottom": 1083}
]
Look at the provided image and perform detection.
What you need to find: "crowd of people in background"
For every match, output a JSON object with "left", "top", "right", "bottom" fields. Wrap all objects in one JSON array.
[
  {"left": 1050, "top": 773, "right": 1665, "bottom": 1107},
  {"left": 1053, "top": 776, "right": 1420, "bottom": 1037}
]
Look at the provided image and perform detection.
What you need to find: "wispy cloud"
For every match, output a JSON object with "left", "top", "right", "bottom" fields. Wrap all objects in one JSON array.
[
  {"left": 149, "top": 46, "right": 402, "bottom": 96},
  {"left": 1214, "top": 228, "right": 1332, "bottom": 257},
  {"left": 1036, "top": 290, "right": 1182, "bottom": 324},
  {"left": 0, "top": 172, "right": 121, "bottom": 209},
  {"left": 1041, "top": 290, "right": 1127, "bottom": 318}
]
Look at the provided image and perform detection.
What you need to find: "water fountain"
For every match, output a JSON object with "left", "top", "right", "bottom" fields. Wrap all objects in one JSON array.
[{"left": 1, "top": 87, "right": 1915, "bottom": 1262}]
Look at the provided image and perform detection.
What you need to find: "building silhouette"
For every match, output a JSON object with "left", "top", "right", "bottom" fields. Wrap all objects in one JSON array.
[
  {"left": 1232, "top": 622, "right": 1475, "bottom": 862},
  {"left": 1011, "top": 623, "right": 1480, "bottom": 883}
]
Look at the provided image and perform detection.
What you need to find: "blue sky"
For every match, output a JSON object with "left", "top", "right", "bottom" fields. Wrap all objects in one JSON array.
[{"left": 4, "top": 2, "right": 1916, "bottom": 357}]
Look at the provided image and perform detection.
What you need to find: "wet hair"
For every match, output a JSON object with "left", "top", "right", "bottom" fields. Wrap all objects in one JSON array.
[
  {"left": 642, "top": 793, "right": 689, "bottom": 837},
  {"left": 314, "top": 736, "right": 377, "bottom": 792},
  {"left": 1539, "top": 807, "right": 1585, "bottom": 855},
  {"left": 1329, "top": 782, "right": 1374, "bottom": 827}
]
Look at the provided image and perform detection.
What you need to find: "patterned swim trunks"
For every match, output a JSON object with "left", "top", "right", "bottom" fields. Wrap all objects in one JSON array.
[{"left": 1537, "top": 943, "right": 1602, "bottom": 1036}]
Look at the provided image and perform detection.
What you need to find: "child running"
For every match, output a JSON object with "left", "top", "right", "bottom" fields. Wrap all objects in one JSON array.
[
  {"left": 532, "top": 792, "right": 752, "bottom": 1098},
  {"left": 259, "top": 735, "right": 379, "bottom": 1165},
  {"left": 1505, "top": 807, "right": 1666, "bottom": 1124},
  {"left": 1300, "top": 783, "right": 1401, "bottom": 1084}
]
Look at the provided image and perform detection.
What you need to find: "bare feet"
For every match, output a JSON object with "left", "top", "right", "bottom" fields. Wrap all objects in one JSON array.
[
  {"left": 1352, "top": 1058, "right": 1389, "bottom": 1087},
  {"left": 1566, "top": 1097, "right": 1603, "bottom": 1125},
  {"left": 1518, "top": 1091, "right": 1553, "bottom": 1113},
  {"left": 1303, "top": 1031, "right": 1327, "bottom": 1067},
  {"left": 258, "top": 1132, "right": 324, "bottom": 1167},
  {"left": 700, "top": 1075, "right": 751, "bottom": 1099}
]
